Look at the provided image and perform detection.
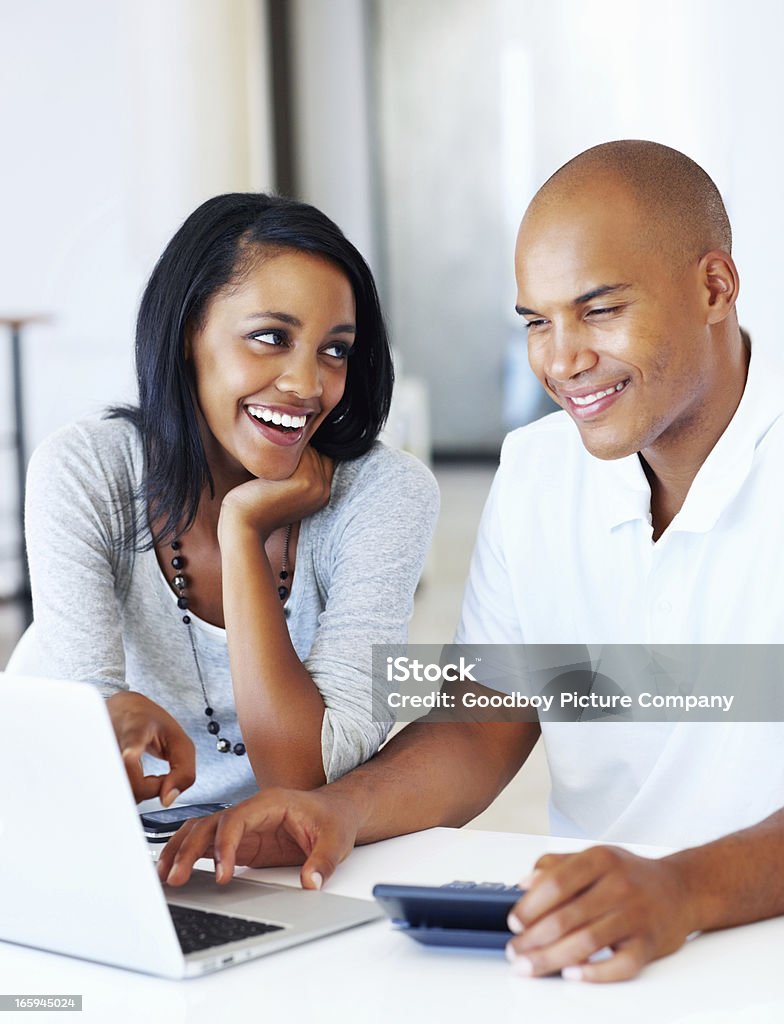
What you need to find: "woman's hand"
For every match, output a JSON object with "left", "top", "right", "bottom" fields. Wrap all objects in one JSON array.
[
  {"left": 106, "top": 691, "right": 196, "bottom": 806},
  {"left": 157, "top": 786, "right": 359, "bottom": 889},
  {"left": 218, "top": 447, "right": 334, "bottom": 540}
]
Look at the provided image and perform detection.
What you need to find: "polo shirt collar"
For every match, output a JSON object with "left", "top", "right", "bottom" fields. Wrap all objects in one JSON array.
[{"left": 590, "top": 346, "right": 783, "bottom": 534}]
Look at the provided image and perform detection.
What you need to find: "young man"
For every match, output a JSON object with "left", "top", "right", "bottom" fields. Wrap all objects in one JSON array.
[{"left": 158, "top": 141, "right": 784, "bottom": 983}]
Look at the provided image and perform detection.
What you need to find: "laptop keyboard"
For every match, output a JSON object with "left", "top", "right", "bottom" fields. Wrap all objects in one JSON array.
[{"left": 168, "top": 904, "right": 284, "bottom": 955}]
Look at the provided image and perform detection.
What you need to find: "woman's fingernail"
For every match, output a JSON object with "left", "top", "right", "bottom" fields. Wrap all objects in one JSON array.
[
  {"left": 507, "top": 912, "right": 524, "bottom": 934},
  {"left": 310, "top": 871, "right": 323, "bottom": 890},
  {"left": 562, "top": 966, "right": 584, "bottom": 982},
  {"left": 162, "top": 788, "right": 180, "bottom": 808}
]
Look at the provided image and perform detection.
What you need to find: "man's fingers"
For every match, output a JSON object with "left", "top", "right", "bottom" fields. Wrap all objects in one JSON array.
[
  {"left": 160, "top": 818, "right": 219, "bottom": 886},
  {"left": 511, "top": 875, "right": 616, "bottom": 952},
  {"left": 517, "top": 846, "right": 619, "bottom": 924},
  {"left": 507, "top": 909, "right": 633, "bottom": 977},
  {"left": 213, "top": 811, "right": 258, "bottom": 883},
  {"left": 562, "top": 937, "right": 649, "bottom": 984},
  {"left": 297, "top": 817, "right": 352, "bottom": 889}
]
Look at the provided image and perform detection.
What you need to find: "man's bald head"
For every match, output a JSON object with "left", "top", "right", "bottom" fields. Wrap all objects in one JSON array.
[{"left": 527, "top": 140, "right": 731, "bottom": 268}]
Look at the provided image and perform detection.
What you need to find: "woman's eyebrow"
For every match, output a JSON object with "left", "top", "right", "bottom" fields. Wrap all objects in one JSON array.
[{"left": 243, "top": 311, "right": 356, "bottom": 333}]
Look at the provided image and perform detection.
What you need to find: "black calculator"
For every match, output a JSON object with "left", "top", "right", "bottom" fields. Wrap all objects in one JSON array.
[{"left": 372, "top": 880, "right": 524, "bottom": 949}]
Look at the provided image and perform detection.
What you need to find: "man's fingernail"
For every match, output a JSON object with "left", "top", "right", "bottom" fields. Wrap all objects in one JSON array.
[
  {"left": 507, "top": 912, "right": 524, "bottom": 934},
  {"left": 562, "top": 966, "right": 584, "bottom": 982},
  {"left": 517, "top": 869, "right": 542, "bottom": 890},
  {"left": 310, "top": 871, "right": 323, "bottom": 890},
  {"left": 162, "top": 788, "right": 181, "bottom": 808},
  {"left": 509, "top": 954, "right": 534, "bottom": 977}
]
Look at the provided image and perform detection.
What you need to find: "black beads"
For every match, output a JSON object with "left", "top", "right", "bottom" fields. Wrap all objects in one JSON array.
[
  {"left": 279, "top": 570, "right": 289, "bottom": 581},
  {"left": 278, "top": 585, "right": 289, "bottom": 600},
  {"left": 176, "top": 539, "right": 247, "bottom": 760}
]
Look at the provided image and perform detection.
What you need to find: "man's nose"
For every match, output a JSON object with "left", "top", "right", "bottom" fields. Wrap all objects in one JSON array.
[{"left": 541, "top": 323, "right": 597, "bottom": 384}]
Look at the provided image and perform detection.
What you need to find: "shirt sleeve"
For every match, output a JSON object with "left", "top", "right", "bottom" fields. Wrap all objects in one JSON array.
[
  {"left": 306, "top": 450, "right": 440, "bottom": 782},
  {"left": 14, "top": 423, "right": 132, "bottom": 697}
]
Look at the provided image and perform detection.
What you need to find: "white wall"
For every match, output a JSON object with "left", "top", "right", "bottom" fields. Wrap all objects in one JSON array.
[
  {"left": 370, "top": 0, "right": 784, "bottom": 449},
  {"left": 0, "top": 0, "right": 274, "bottom": 592},
  {"left": 290, "top": 0, "right": 379, "bottom": 273}
]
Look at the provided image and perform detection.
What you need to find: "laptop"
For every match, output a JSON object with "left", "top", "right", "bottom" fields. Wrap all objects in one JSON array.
[{"left": 0, "top": 674, "right": 382, "bottom": 978}]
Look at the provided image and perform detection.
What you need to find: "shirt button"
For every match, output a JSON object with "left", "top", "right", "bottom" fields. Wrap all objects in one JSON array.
[{"left": 657, "top": 599, "right": 672, "bottom": 614}]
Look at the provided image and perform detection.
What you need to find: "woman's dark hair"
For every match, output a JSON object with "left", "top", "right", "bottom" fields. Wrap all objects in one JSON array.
[{"left": 109, "top": 192, "right": 393, "bottom": 547}]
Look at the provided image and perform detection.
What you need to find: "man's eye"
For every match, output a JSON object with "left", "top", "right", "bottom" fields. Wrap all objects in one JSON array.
[
  {"left": 586, "top": 306, "right": 621, "bottom": 318},
  {"left": 524, "top": 318, "right": 548, "bottom": 331}
]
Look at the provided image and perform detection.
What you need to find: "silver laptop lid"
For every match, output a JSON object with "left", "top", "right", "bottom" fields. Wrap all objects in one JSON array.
[{"left": 0, "top": 674, "right": 185, "bottom": 978}]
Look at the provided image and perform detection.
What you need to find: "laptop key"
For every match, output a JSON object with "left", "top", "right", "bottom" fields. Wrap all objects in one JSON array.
[{"left": 168, "top": 903, "right": 284, "bottom": 955}]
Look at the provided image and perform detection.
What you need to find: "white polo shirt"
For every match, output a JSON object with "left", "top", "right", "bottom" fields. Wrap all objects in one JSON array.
[{"left": 457, "top": 348, "right": 784, "bottom": 847}]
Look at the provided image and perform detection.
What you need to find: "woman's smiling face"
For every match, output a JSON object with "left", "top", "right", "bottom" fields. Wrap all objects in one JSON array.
[{"left": 188, "top": 247, "right": 356, "bottom": 485}]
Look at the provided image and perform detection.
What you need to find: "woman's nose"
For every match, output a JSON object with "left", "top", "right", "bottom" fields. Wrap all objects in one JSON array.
[{"left": 275, "top": 350, "right": 323, "bottom": 400}]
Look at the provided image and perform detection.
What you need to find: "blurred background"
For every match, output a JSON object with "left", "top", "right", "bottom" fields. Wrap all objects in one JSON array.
[{"left": 1, "top": 0, "right": 782, "bottom": 829}]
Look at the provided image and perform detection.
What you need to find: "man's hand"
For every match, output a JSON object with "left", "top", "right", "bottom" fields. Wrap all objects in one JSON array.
[
  {"left": 219, "top": 447, "right": 334, "bottom": 540},
  {"left": 106, "top": 691, "right": 196, "bottom": 806},
  {"left": 505, "top": 846, "right": 694, "bottom": 983},
  {"left": 157, "top": 787, "right": 359, "bottom": 889}
]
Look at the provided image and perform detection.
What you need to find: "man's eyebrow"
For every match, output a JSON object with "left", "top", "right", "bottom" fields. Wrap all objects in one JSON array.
[
  {"left": 515, "top": 283, "right": 633, "bottom": 317},
  {"left": 573, "top": 283, "right": 632, "bottom": 305},
  {"left": 243, "top": 311, "right": 356, "bottom": 333}
]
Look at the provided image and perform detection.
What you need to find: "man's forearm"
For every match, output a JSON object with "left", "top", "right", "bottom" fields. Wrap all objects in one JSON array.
[
  {"left": 324, "top": 718, "right": 540, "bottom": 845},
  {"left": 669, "top": 807, "right": 784, "bottom": 932}
]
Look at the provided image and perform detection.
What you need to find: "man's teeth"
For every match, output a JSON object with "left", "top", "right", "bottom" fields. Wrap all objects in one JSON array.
[
  {"left": 571, "top": 381, "right": 628, "bottom": 407},
  {"left": 247, "top": 407, "right": 307, "bottom": 429}
]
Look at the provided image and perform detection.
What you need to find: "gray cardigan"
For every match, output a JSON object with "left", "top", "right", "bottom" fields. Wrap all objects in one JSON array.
[{"left": 10, "top": 417, "right": 439, "bottom": 804}]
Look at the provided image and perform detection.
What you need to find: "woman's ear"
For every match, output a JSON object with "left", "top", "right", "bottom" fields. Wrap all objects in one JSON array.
[{"left": 700, "top": 249, "right": 740, "bottom": 325}]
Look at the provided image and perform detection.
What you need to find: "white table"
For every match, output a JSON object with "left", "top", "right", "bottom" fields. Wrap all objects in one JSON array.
[{"left": 1, "top": 828, "right": 782, "bottom": 1024}]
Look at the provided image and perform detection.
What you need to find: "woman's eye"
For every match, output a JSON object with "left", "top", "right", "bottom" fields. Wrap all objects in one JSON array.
[
  {"left": 250, "top": 330, "right": 285, "bottom": 346},
  {"left": 323, "top": 342, "right": 352, "bottom": 359}
]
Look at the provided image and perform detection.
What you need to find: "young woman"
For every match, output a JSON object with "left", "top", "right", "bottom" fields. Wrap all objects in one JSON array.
[{"left": 10, "top": 193, "right": 438, "bottom": 807}]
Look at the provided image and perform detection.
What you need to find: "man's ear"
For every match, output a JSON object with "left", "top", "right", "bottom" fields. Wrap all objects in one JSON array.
[{"left": 700, "top": 250, "right": 739, "bottom": 325}]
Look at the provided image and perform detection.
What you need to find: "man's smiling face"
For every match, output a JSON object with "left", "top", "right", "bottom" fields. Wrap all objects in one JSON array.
[{"left": 515, "top": 176, "right": 717, "bottom": 463}]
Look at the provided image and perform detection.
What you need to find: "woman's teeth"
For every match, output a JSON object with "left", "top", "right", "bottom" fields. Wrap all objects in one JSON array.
[
  {"left": 570, "top": 381, "right": 628, "bottom": 406},
  {"left": 247, "top": 406, "right": 308, "bottom": 430}
]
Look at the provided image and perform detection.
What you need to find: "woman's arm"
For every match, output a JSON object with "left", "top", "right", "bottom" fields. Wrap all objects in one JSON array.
[
  {"left": 219, "top": 445, "right": 439, "bottom": 790},
  {"left": 18, "top": 421, "right": 195, "bottom": 803}
]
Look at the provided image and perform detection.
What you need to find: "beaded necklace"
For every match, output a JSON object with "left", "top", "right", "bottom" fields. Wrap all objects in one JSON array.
[{"left": 169, "top": 523, "right": 293, "bottom": 756}]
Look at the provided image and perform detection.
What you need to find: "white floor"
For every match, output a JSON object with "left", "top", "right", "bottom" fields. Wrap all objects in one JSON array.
[
  {"left": 408, "top": 464, "right": 551, "bottom": 835},
  {"left": 0, "top": 464, "right": 552, "bottom": 836}
]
